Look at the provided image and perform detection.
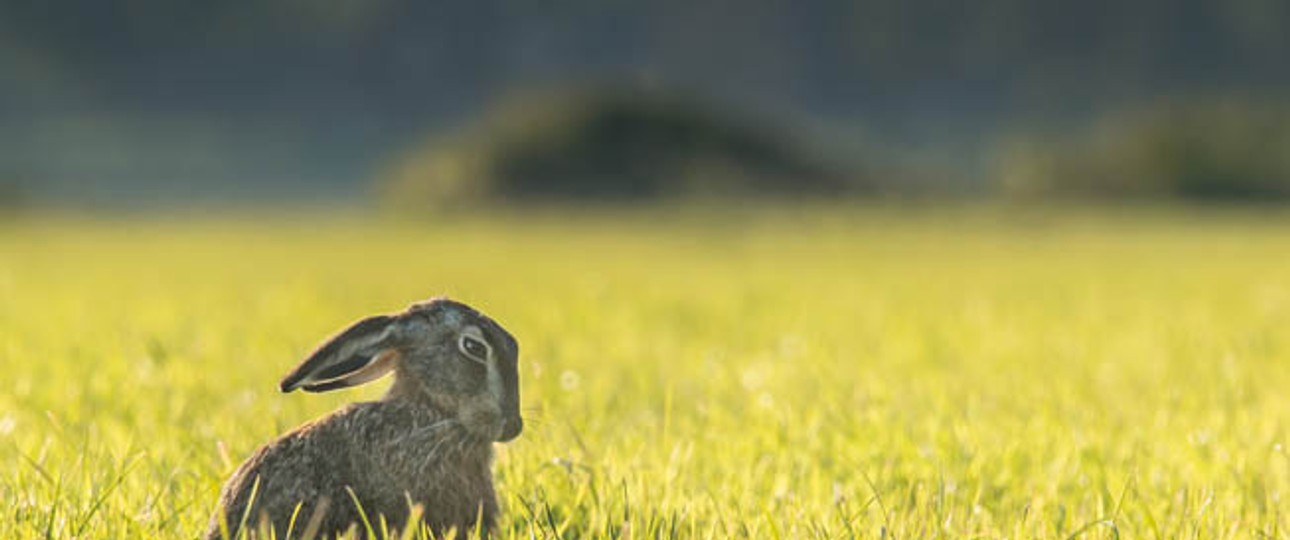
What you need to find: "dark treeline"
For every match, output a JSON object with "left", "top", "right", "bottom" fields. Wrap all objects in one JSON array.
[{"left": 2, "top": 0, "right": 1288, "bottom": 204}]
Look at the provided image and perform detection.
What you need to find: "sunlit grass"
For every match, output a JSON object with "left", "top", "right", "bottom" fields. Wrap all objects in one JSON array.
[{"left": 1, "top": 207, "right": 1288, "bottom": 538}]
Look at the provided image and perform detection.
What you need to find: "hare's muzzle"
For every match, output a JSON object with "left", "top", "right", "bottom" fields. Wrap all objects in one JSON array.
[{"left": 499, "top": 415, "right": 523, "bottom": 442}]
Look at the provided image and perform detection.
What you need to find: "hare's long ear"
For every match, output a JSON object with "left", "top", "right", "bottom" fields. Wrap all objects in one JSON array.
[{"left": 279, "top": 315, "right": 404, "bottom": 393}]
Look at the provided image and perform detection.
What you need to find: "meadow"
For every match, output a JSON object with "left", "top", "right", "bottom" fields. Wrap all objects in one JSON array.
[{"left": 1, "top": 207, "right": 1288, "bottom": 538}]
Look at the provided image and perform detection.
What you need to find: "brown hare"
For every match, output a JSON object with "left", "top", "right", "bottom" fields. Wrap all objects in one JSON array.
[{"left": 205, "top": 298, "right": 522, "bottom": 539}]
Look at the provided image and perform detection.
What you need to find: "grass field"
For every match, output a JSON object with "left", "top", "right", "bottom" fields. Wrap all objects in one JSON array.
[{"left": 2, "top": 207, "right": 1288, "bottom": 539}]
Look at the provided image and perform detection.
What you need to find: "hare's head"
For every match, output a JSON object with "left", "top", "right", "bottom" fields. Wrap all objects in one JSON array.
[{"left": 278, "top": 298, "right": 522, "bottom": 442}]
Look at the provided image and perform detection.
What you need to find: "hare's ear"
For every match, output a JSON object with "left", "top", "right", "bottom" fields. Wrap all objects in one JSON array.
[{"left": 279, "top": 315, "right": 404, "bottom": 393}]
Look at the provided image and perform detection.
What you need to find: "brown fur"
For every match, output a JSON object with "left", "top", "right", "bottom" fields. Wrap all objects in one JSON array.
[{"left": 205, "top": 299, "right": 520, "bottom": 539}]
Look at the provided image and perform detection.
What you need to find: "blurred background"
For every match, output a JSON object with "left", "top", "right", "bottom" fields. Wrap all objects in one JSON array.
[{"left": 3, "top": 0, "right": 1290, "bottom": 211}]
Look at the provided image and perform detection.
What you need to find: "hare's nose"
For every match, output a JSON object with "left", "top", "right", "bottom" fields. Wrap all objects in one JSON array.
[{"left": 498, "top": 416, "right": 523, "bottom": 442}]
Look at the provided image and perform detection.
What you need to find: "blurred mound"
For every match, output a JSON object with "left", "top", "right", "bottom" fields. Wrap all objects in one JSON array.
[
  {"left": 0, "top": 172, "right": 29, "bottom": 217},
  {"left": 379, "top": 88, "right": 864, "bottom": 208},
  {"left": 999, "top": 99, "right": 1290, "bottom": 201}
]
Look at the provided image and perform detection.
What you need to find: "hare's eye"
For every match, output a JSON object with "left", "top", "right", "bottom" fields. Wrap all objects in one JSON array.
[{"left": 459, "top": 335, "right": 490, "bottom": 362}]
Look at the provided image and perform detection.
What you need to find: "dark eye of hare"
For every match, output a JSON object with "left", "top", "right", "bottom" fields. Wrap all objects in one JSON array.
[{"left": 459, "top": 335, "right": 490, "bottom": 362}]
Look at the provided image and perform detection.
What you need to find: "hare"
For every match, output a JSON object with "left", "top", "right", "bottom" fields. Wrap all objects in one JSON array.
[{"left": 204, "top": 298, "right": 522, "bottom": 539}]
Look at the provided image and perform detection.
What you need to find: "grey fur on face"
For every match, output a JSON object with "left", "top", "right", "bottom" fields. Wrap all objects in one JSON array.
[{"left": 205, "top": 298, "right": 522, "bottom": 539}]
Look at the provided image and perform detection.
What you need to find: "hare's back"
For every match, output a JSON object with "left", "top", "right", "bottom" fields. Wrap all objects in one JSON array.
[{"left": 207, "top": 417, "right": 360, "bottom": 538}]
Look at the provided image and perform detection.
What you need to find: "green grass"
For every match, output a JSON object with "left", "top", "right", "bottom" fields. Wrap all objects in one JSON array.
[{"left": 2, "top": 207, "right": 1288, "bottom": 538}]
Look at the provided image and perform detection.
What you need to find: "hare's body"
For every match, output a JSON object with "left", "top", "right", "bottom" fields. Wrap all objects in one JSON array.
[
  {"left": 205, "top": 299, "right": 521, "bottom": 539},
  {"left": 206, "top": 402, "right": 497, "bottom": 538}
]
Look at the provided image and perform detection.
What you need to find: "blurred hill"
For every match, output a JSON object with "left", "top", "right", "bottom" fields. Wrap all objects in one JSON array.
[
  {"left": 998, "top": 99, "right": 1290, "bottom": 201},
  {"left": 2, "top": 0, "right": 1289, "bottom": 206},
  {"left": 381, "top": 88, "right": 860, "bottom": 208}
]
